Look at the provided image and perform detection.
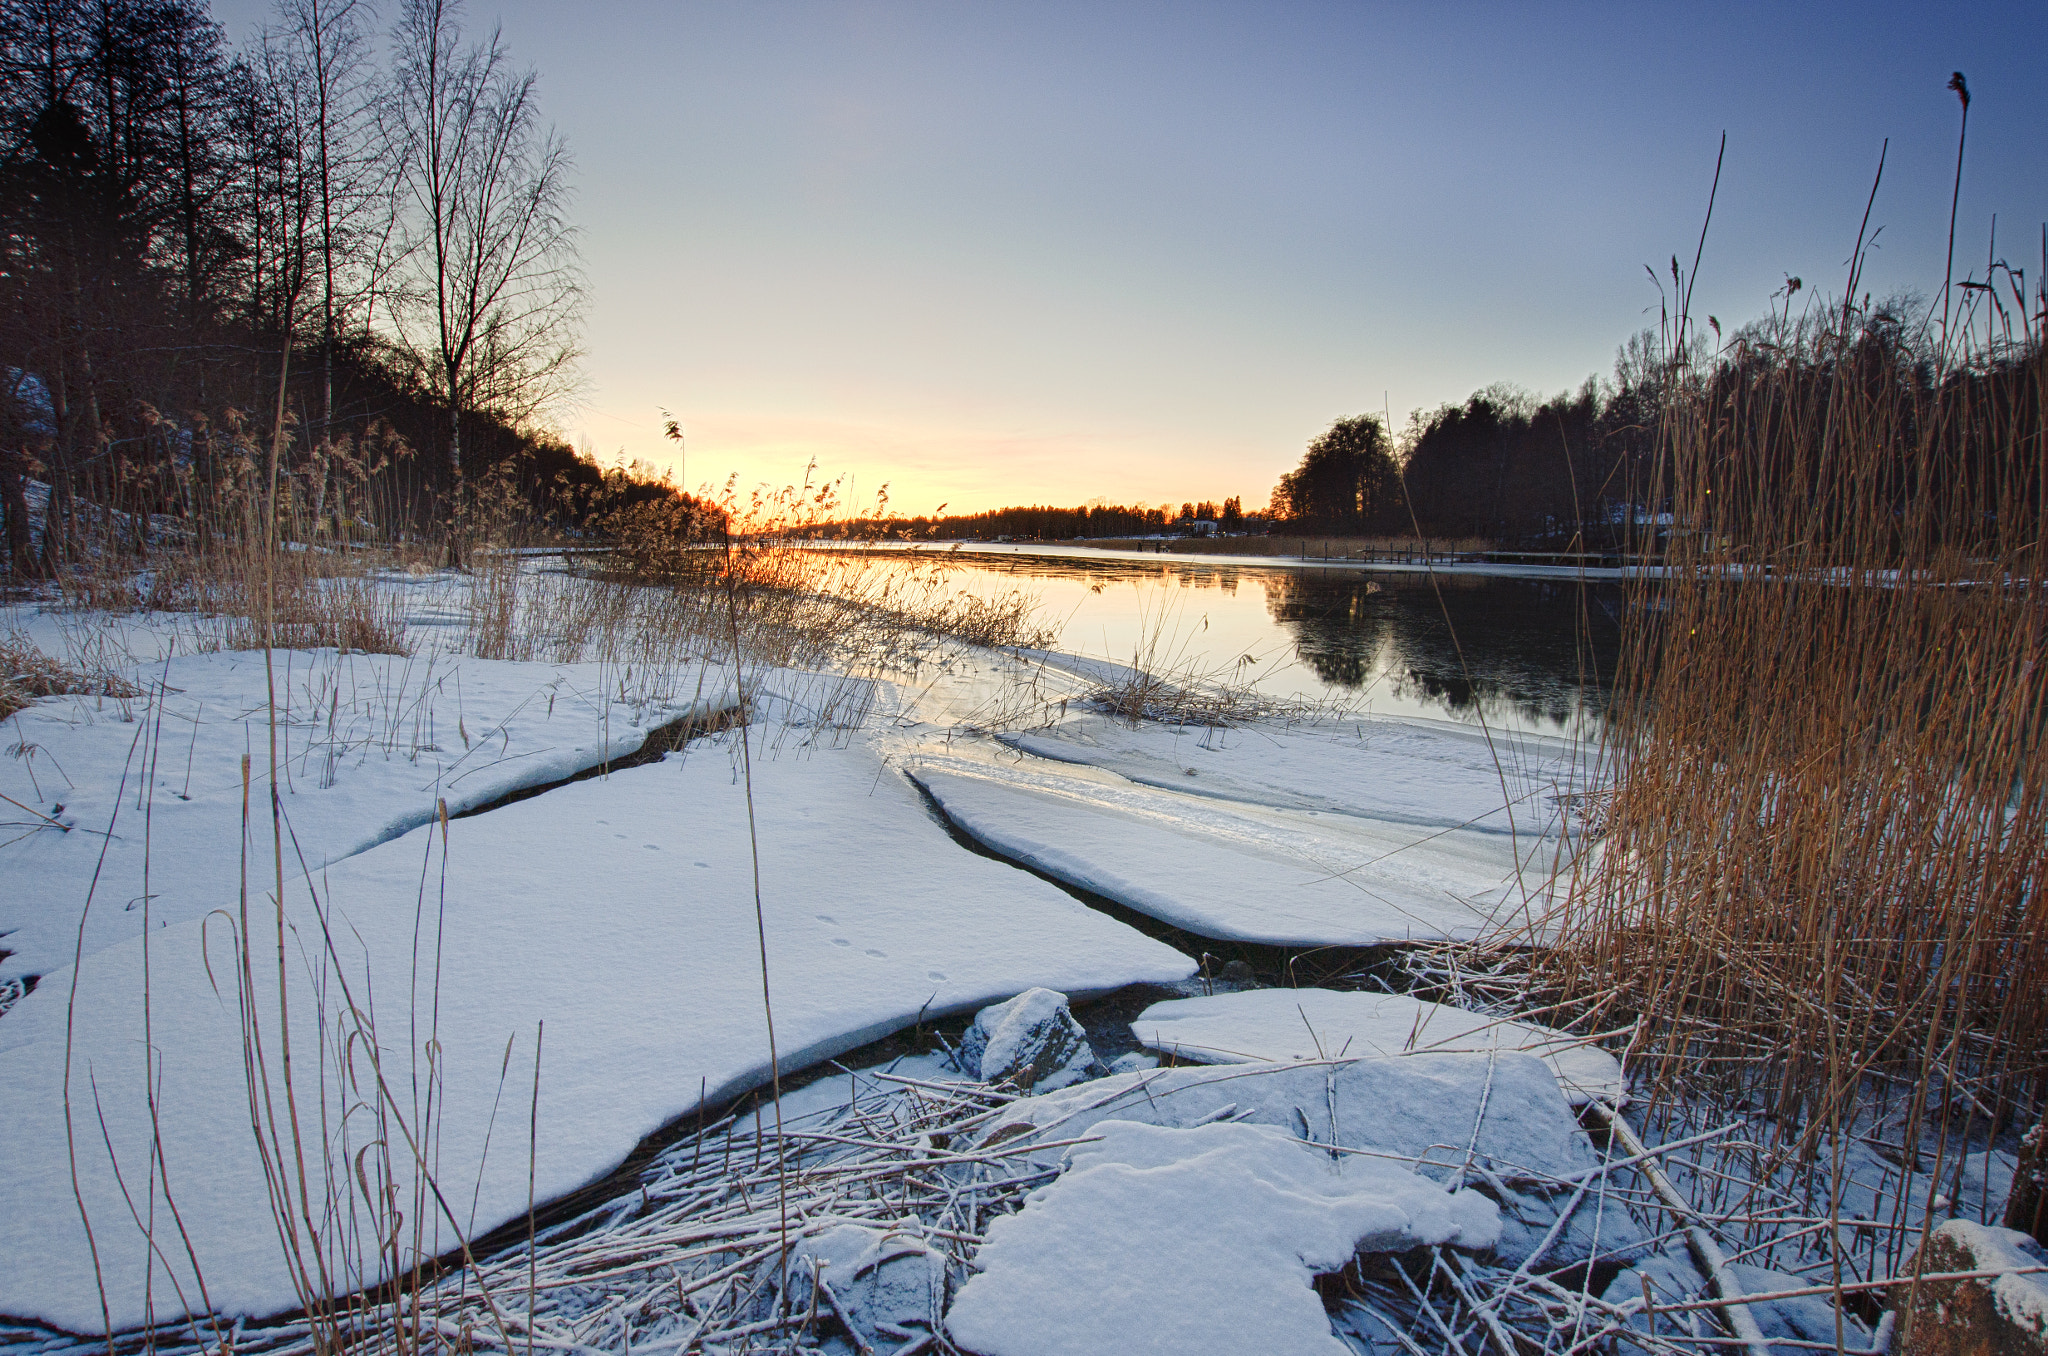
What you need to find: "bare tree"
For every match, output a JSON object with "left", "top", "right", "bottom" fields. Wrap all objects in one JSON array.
[
  {"left": 268, "top": 0, "right": 381, "bottom": 434},
  {"left": 387, "top": 0, "right": 579, "bottom": 490}
]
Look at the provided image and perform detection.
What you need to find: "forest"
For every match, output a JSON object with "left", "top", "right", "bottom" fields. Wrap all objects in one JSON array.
[{"left": 0, "top": 0, "right": 681, "bottom": 576}]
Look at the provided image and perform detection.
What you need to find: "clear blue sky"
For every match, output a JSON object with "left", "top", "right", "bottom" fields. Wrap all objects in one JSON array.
[{"left": 218, "top": 0, "right": 2048, "bottom": 515}]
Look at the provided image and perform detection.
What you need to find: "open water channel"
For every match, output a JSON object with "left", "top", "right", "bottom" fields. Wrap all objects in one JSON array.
[{"left": 905, "top": 543, "right": 1628, "bottom": 737}]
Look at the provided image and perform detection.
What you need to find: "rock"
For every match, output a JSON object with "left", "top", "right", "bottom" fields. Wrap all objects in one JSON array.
[
  {"left": 1219, "top": 959, "right": 1257, "bottom": 985},
  {"left": 790, "top": 1224, "right": 946, "bottom": 1351},
  {"left": 959, "top": 988, "right": 1098, "bottom": 1092},
  {"left": 2007, "top": 1116, "right": 2046, "bottom": 1245},
  {"left": 1108, "top": 1051, "right": 1158, "bottom": 1075},
  {"left": 1893, "top": 1219, "right": 2048, "bottom": 1356}
]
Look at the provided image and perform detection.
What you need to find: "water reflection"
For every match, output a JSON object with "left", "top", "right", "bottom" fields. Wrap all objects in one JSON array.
[
  {"left": 1259, "top": 571, "right": 1621, "bottom": 731},
  {"left": 902, "top": 548, "right": 1620, "bottom": 734}
]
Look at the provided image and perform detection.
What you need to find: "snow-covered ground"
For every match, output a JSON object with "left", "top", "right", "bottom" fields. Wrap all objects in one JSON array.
[{"left": 2, "top": 572, "right": 1613, "bottom": 1338}]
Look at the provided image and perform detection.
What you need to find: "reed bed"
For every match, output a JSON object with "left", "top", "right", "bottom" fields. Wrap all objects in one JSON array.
[
  {"left": 0, "top": 631, "right": 144, "bottom": 722},
  {"left": 1535, "top": 286, "right": 2048, "bottom": 1257}
]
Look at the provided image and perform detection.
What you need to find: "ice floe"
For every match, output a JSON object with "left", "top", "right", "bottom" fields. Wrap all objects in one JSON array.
[
  {"left": 906, "top": 753, "right": 1557, "bottom": 945},
  {"left": 977, "top": 1051, "right": 1601, "bottom": 1184},
  {"left": 947, "top": 1117, "right": 1501, "bottom": 1356},
  {"left": 1131, "top": 988, "right": 1625, "bottom": 1106},
  {"left": 0, "top": 731, "right": 1193, "bottom": 1332}
]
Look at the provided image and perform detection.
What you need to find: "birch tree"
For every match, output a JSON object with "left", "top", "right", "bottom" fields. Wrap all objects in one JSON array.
[{"left": 388, "top": 0, "right": 578, "bottom": 486}]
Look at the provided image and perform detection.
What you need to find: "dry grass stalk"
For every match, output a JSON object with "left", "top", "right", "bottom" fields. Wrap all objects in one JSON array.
[
  {"left": 0, "top": 631, "right": 145, "bottom": 720},
  {"left": 1540, "top": 286, "right": 2048, "bottom": 1246}
]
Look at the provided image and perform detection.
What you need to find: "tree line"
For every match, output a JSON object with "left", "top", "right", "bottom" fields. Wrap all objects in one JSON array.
[
  {"left": 822, "top": 496, "right": 1260, "bottom": 543},
  {"left": 1268, "top": 361, "right": 1658, "bottom": 546},
  {"left": 1268, "top": 291, "right": 2040, "bottom": 550},
  {"left": 0, "top": 0, "right": 662, "bottom": 575}
]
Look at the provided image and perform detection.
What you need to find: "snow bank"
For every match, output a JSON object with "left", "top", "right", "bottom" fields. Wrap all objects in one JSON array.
[
  {"left": 1131, "top": 988, "right": 1624, "bottom": 1106},
  {"left": 0, "top": 640, "right": 734, "bottom": 981},
  {"left": 907, "top": 753, "right": 1552, "bottom": 945},
  {"left": 0, "top": 733, "right": 1193, "bottom": 1332},
  {"left": 947, "top": 1118, "right": 1500, "bottom": 1356}
]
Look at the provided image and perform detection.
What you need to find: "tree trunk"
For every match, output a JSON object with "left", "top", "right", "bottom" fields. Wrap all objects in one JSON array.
[{"left": 0, "top": 449, "right": 35, "bottom": 577}]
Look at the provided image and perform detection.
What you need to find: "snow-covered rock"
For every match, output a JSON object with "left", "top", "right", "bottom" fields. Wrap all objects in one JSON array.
[
  {"left": 1893, "top": 1221, "right": 2048, "bottom": 1356},
  {"left": 0, "top": 732, "right": 1195, "bottom": 1333},
  {"left": 947, "top": 1118, "right": 1500, "bottom": 1356},
  {"left": 1131, "top": 988, "right": 1625, "bottom": 1107},
  {"left": 958, "top": 987, "right": 1097, "bottom": 1091},
  {"left": 1109, "top": 1051, "right": 1159, "bottom": 1074}
]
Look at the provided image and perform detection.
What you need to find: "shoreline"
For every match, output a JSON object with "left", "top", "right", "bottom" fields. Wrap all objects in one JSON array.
[{"left": 823, "top": 536, "right": 1648, "bottom": 581}]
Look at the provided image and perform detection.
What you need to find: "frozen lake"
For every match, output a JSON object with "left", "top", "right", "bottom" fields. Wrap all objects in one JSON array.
[{"left": 901, "top": 544, "right": 1624, "bottom": 736}]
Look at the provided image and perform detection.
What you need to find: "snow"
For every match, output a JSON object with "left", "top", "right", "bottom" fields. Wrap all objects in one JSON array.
[
  {"left": 1130, "top": 988, "right": 1625, "bottom": 1107},
  {"left": 0, "top": 729, "right": 1194, "bottom": 1333},
  {"left": 792, "top": 1224, "right": 949, "bottom": 1349},
  {"left": 905, "top": 749, "right": 1561, "bottom": 945},
  {"left": 946, "top": 1117, "right": 1501, "bottom": 1356},
  {"left": 1, "top": 581, "right": 1634, "bottom": 1338},
  {"left": 997, "top": 708, "right": 1588, "bottom": 836},
  {"left": 977, "top": 1051, "right": 1602, "bottom": 1185},
  {"left": 1, "top": 620, "right": 736, "bottom": 982},
  {"left": 1603, "top": 1254, "right": 1878, "bottom": 1352}
]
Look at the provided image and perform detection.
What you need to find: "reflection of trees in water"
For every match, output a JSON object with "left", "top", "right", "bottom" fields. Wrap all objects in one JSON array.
[{"left": 1260, "top": 571, "right": 1621, "bottom": 728}]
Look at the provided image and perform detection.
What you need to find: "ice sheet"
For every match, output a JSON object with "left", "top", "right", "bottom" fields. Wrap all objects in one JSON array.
[
  {"left": 1, "top": 632, "right": 735, "bottom": 982},
  {"left": 1132, "top": 988, "right": 1624, "bottom": 1106},
  {"left": 948, "top": 1118, "right": 1500, "bottom": 1356},
  {"left": 0, "top": 734, "right": 1194, "bottom": 1332},
  {"left": 907, "top": 754, "right": 1555, "bottom": 945}
]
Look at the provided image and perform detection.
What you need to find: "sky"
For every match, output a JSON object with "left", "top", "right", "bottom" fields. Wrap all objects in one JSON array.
[{"left": 215, "top": 0, "right": 2048, "bottom": 517}]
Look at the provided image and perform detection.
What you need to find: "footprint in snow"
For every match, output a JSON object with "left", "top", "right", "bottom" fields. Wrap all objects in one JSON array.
[
  {"left": 865, "top": 949, "right": 885, "bottom": 958},
  {"left": 832, "top": 938, "right": 852, "bottom": 947},
  {"left": 927, "top": 970, "right": 948, "bottom": 981},
  {"left": 815, "top": 913, "right": 835, "bottom": 922}
]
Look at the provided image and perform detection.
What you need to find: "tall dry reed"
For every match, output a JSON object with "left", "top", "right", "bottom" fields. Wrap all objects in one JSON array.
[{"left": 1542, "top": 277, "right": 2048, "bottom": 1241}]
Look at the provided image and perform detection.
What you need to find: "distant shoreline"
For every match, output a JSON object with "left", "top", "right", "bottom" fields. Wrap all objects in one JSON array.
[{"left": 843, "top": 536, "right": 1645, "bottom": 581}]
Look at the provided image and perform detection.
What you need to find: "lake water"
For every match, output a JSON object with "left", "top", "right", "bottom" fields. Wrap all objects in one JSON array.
[{"left": 908, "top": 545, "right": 1625, "bottom": 737}]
